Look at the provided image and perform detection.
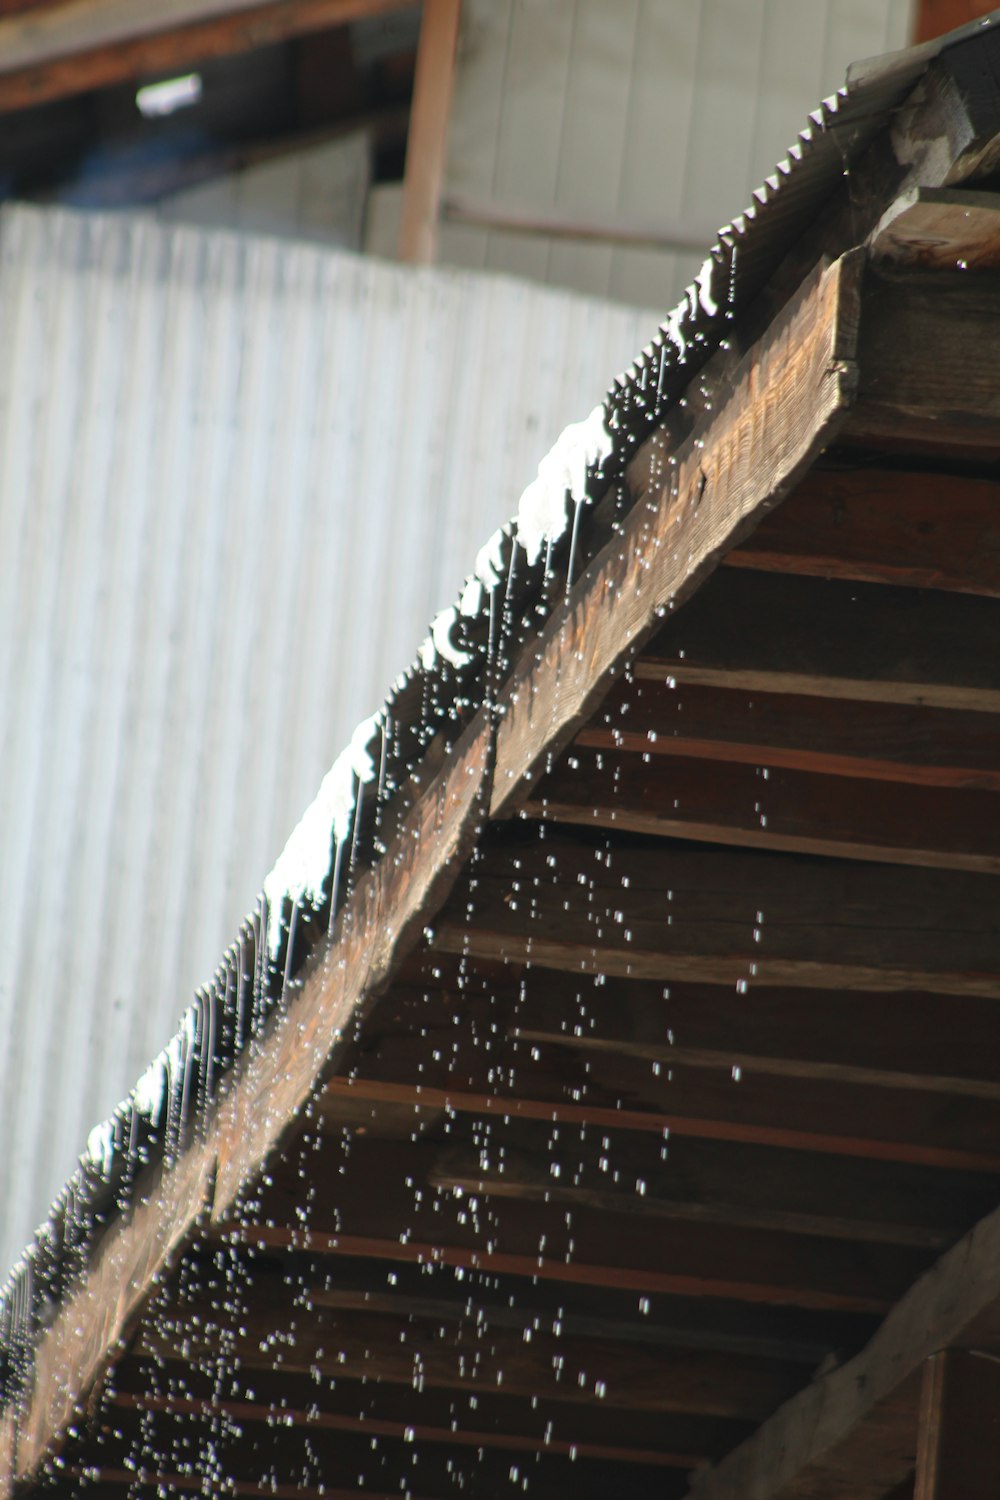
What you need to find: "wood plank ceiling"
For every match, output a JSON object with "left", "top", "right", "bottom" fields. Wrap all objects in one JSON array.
[
  {"left": 11, "top": 19, "right": 1000, "bottom": 1500},
  {"left": 36, "top": 304, "right": 1000, "bottom": 1500}
]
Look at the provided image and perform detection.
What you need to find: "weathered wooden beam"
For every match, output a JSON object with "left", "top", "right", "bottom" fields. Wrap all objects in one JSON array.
[
  {"left": 428, "top": 1142, "right": 968, "bottom": 1250},
  {"left": 138, "top": 1298, "right": 803, "bottom": 1422},
  {"left": 583, "top": 678, "right": 1000, "bottom": 791},
  {"left": 518, "top": 1026, "right": 1000, "bottom": 1106},
  {"left": 109, "top": 1389, "right": 696, "bottom": 1470},
  {"left": 725, "top": 467, "right": 1000, "bottom": 599},
  {"left": 397, "top": 0, "right": 462, "bottom": 263},
  {"left": 871, "top": 186, "right": 1000, "bottom": 271},
  {"left": 684, "top": 1200, "right": 1000, "bottom": 1499},
  {"left": 322, "top": 1071, "right": 1000, "bottom": 1173},
  {"left": 440, "top": 925, "right": 1000, "bottom": 1000},
  {"left": 914, "top": 1348, "right": 1000, "bottom": 1499},
  {"left": 10, "top": 719, "right": 491, "bottom": 1485},
  {"left": 436, "top": 831, "right": 1000, "bottom": 1000},
  {"left": 845, "top": 264, "right": 1000, "bottom": 453},
  {"left": 635, "top": 570, "right": 1000, "bottom": 714},
  {"left": 379, "top": 956, "right": 1000, "bottom": 1097},
  {"left": 526, "top": 747, "right": 1000, "bottom": 873},
  {"left": 489, "top": 252, "right": 863, "bottom": 819},
  {"left": 116, "top": 1346, "right": 749, "bottom": 1466},
  {"left": 0, "top": 0, "right": 414, "bottom": 114}
]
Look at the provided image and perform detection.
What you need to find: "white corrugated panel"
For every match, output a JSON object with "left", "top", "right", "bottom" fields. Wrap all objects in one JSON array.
[
  {"left": 442, "top": 0, "right": 915, "bottom": 307},
  {"left": 0, "top": 203, "right": 661, "bottom": 1277},
  {"left": 156, "top": 131, "right": 372, "bottom": 249}
]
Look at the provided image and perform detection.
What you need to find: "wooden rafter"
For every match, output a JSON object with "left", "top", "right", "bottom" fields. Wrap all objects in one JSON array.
[
  {"left": 685, "top": 1198, "right": 1000, "bottom": 1500},
  {"left": 397, "top": 0, "right": 461, "bottom": 262},
  {"left": 0, "top": 0, "right": 415, "bottom": 114}
]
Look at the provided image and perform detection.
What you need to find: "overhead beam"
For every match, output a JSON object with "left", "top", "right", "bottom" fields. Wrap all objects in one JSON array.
[
  {"left": 138, "top": 1297, "right": 804, "bottom": 1422},
  {"left": 914, "top": 1348, "right": 1000, "bottom": 1499},
  {"left": 0, "top": 0, "right": 414, "bottom": 114},
  {"left": 724, "top": 467, "right": 1000, "bottom": 599},
  {"left": 685, "top": 1196, "right": 1000, "bottom": 1500},
  {"left": 871, "top": 186, "right": 1000, "bottom": 272},
  {"left": 845, "top": 263, "right": 1000, "bottom": 453},
  {"left": 322, "top": 1072, "right": 1000, "bottom": 1173},
  {"left": 397, "top": 0, "right": 462, "bottom": 263},
  {"left": 526, "top": 747, "right": 1000, "bottom": 873},
  {"left": 489, "top": 252, "right": 863, "bottom": 818}
]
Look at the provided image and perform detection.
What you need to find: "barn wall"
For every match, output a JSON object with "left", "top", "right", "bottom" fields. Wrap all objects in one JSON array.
[{"left": 0, "top": 203, "right": 659, "bottom": 1276}]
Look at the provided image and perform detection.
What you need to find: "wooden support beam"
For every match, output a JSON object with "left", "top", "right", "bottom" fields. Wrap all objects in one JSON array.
[
  {"left": 915, "top": 1348, "right": 1000, "bottom": 1499},
  {"left": 397, "top": 0, "right": 462, "bottom": 263},
  {"left": 684, "top": 1201, "right": 1000, "bottom": 1498},
  {"left": 725, "top": 467, "right": 1000, "bottom": 600},
  {"left": 322, "top": 1068, "right": 1000, "bottom": 1174},
  {"left": 871, "top": 186, "right": 1000, "bottom": 272},
  {"left": 635, "top": 570, "right": 1000, "bottom": 715},
  {"left": 109, "top": 1390, "right": 694, "bottom": 1472},
  {"left": 845, "top": 265, "right": 1000, "bottom": 455},
  {"left": 0, "top": 0, "right": 414, "bottom": 114},
  {"left": 114, "top": 1349, "right": 747, "bottom": 1468},
  {"left": 489, "top": 252, "right": 863, "bottom": 819},
  {"left": 518, "top": 1026, "right": 1000, "bottom": 1106},
  {"left": 527, "top": 746, "right": 1000, "bottom": 873},
  {"left": 428, "top": 1140, "right": 971, "bottom": 1250},
  {"left": 436, "top": 832, "right": 1000, "bottom": 1000},
  {"left": 583, "top": 678, "right": 1000, "bottom": 791},
  {"left": 138, "top": 1297, "right": 804, "bottom": 1422}
]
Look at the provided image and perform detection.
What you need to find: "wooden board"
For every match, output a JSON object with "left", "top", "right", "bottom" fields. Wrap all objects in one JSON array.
[
  {"left": 398, "top": 0, "right": 462, "bottom": 263},
  {"left": 846, "top": 264, "right": 1000, "bottom": 454},
  {"left": 527, "top": 746, "right": 1000, "bottom": 872},
  {"left": 490, "top": 252, "right": 863, "bottom": 819},
  {"left": 0, "top": 0, "right": 413, "bottom": 112},
  {"left": 636, "top": 570, "right": 1000, "bottom": 711},
  {"left": 684, "top": 1200, "right": 1000, "bottom": 1499},
  {"left": 725, "top": 466, "right": 1000, "bottom": 599},
  {"left": 915, "top": 1348, "right": 1000, "bottom": 1500},
  {"left": 435, "top": 829, "right": 1000, "bottom": 997},
  {"left": 871, "top": 187, "right": 1000, "bottom": 272}
]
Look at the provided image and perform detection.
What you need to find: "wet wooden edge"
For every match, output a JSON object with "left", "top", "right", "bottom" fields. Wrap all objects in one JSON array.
[{"left": 13, "top": 716, "right": 493, "bottom": 1482}]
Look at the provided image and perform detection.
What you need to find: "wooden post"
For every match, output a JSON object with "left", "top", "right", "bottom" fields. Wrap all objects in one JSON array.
[
  {"left": 397, "top": 0, "right": 462, "bottom": 264},
  {"left": 915, "top": 1348, "right": 1000, "bottom": 1499}
]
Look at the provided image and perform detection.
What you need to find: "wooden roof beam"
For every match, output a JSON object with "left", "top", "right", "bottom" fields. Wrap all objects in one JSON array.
[
  {"left": 684, "top": 1193, "right": 1000, "bottom": 1498},
  {"left": 0, "top": 0, "right": 416, "bottom": 114}
]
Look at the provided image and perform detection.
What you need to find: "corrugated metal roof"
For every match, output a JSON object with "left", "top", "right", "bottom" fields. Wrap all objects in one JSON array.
[{"left": 0, "top": 202, "right": 660, "bottom": 1283}]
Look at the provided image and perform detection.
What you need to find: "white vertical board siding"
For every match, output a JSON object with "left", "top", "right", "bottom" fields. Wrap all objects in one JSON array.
[
  {"left": 0, "top": 203, "right": 660, "bottom": 1277},
  {"left": 442, "top": 0, "right": 916, "bottom": 307},
  {"left": 155, "top": 131, "right": 372, "bottom": 249}
]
